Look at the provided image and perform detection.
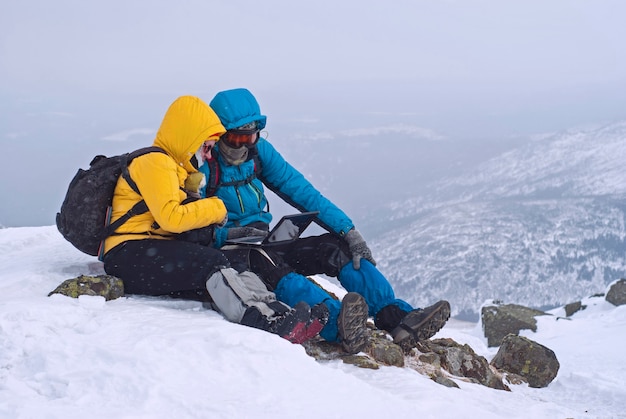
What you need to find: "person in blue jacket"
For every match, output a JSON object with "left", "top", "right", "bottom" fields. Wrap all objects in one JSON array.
[{"left": 200, "top": 88, "right": 450, "bottom": 352}]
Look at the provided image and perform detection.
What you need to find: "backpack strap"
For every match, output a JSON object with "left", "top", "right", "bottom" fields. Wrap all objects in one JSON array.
[
  {"left": 205, "top": 149, "right": 220, "bottom": 197},
  {"left": 101, "top": 200, "right": 149, "bottom": 239},
  {"left": 101, "top": 146, "right": 167, "bottom": 240},
  {"left": 248, "top": 146, "right": 263, "bottom": 178},
  {"left": 121, "top": 146, "right": 166, "bottom": 195},
  {"left": 206, "top": 146, "right": 263, "bottom": 197}
]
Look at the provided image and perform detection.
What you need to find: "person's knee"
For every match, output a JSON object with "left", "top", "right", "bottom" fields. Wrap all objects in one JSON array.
[
  {"left": 313, "top": 238, "right": 350, "bottom": 277},
  {"left": 338, "top": 261, "right": 400, "bottom": 315},
  {"left": 249, "top": 249, "right": 293, "bottom": 289}
]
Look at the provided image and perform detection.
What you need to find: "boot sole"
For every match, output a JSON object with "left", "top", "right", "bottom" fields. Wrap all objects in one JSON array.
[
  {"left": 337, "top": 293, "right": 369, "bottom": 354},
  {"left": 393, "top": 301, "right": 450, "bottom": 345}
]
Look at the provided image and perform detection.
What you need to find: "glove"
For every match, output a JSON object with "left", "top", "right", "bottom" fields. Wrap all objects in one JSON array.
[
  {"left": 184, "top": 172, "right": 206, "bottom": 196},
  {"left": 227, "top": 226, "right": 269, "bottom": 240},
  {"left": 176, "top": 225, "right": 214, "bottom": 246},
  {"left": 344, "top": 228, "right": 376, "bottom": 270}
]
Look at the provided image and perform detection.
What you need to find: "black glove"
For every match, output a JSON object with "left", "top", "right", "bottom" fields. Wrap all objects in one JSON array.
[
  {"left": 344, "top": 228, "right": 376, "bottom": 270},
  {"left": 227, "top": 226, "right": 268, "bottom": 240},
  {"left": 176, "top": 225, "right": 215, "bottom": 246}
]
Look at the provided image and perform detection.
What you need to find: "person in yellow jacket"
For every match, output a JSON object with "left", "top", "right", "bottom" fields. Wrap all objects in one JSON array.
[{"left": 102, "top": 95, "right": 328, "bottom": 344}]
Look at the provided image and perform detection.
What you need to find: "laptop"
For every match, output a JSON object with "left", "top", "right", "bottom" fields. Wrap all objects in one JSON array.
[{"left": 224, "top": 211, "right": 319, "bottom": 246}]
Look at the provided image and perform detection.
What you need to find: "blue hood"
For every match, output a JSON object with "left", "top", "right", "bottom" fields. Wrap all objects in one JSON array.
[{"left": 210, "top": 88, "right": 267, "bottom": 131}]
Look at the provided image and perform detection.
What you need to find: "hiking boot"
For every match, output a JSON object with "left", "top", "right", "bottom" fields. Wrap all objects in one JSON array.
[
  {"left": 337, "top": 292, "right": 369, "bottom": 354},
  {"left": 391, "top": 300, "right": 451, "bottom": 348},
  {"left": 273, "top": 301, "right": 311, "bottom": 344},
  {"left": 274, "top": 301, "right": 328, "bottom": 344},
  {"left": 306, "top": 303, "right": 330, "bottom": 340}
]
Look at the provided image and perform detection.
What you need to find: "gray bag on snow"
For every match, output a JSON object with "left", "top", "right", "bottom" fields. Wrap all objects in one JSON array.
[{"left": 206, "top": 268, "right": 287, "bottom": 323}]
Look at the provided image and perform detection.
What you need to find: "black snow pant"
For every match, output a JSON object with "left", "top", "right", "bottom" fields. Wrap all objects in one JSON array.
[
  {"left": 103, "top": 239, "right": 293, "bottom": 331},
  {"left": 223, "top": 233, "right": 351, "bottom": 291},
  {"left": 269, "top": 233, "right": 351, "bottom": 278},
  {"left": 103, "top": 239, "right": 230, "bottom": 301}
]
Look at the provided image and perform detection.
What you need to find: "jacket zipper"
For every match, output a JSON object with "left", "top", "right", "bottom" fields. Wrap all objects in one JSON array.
[
  {"left": 249, "top": 182, "right": 262, "bottom": 207},
  {"left": 235, "top": 186, "right": 245, "bottom": 213}
]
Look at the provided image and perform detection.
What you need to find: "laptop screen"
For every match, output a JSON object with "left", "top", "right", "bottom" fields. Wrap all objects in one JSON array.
[{"left": 265, "top": 212, "right": 318, "bottom": 244}]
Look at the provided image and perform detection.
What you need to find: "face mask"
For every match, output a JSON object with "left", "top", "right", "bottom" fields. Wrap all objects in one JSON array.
[{"left": 219, "top": 140, "right": 249, "bottom": 166}]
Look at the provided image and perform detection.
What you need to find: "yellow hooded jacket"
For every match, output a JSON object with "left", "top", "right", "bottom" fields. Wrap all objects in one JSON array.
[{"left": 103, "top": 96, "right": 227, "bottom": 254}]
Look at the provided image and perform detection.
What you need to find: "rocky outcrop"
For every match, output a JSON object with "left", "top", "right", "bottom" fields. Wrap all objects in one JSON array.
[
  {"left": 302, "top": 326, "right": 404, "bottom": 369},
  {"left": 302, "top": 298, "right": 569, "bottom": 391},
  {"left": 490, "top": 334, "right": 560, "bottom": 388},
  {"left": 303, "top": 326, "right": 510, "bottom": 391},
  {"left": 481, "top": 302, "right": 550, "bottom": 347}
]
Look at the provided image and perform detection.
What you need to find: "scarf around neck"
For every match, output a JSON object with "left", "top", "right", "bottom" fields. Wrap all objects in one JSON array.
[{"left": 219, "top": 141, "right": 249, "bottom": 166}]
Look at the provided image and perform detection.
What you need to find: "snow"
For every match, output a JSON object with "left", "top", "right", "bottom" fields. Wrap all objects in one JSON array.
[{"left": 1, "top": 226, "right": 625, "bottom": 419}]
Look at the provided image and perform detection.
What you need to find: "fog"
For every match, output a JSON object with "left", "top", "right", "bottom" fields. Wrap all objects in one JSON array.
[{"left": 2, "top": 0, "right": 626, "bottom": 227}]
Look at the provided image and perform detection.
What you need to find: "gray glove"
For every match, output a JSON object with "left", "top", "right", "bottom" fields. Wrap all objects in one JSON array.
[
  {"left": 344, "top": 228, "right": 376, "bottom": 270},
  {"left": 227, "top": 226, "right": 268, "bottom": 240}
]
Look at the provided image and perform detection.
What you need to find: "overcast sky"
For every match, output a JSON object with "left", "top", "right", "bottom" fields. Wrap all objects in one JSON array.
[
  {"left": 3, "top": 0, "right": 626, "bottom": 93},
  {"left": 2, "top": 0, "right": 626, "bottom": 226}
]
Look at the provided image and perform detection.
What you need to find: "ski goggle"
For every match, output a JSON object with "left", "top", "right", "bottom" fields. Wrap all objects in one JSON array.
[
  {"left": 202, "top": 141, "right": 216, "bottom": 155},
  {"left": 222, "top": 129, "right": 260, "bottom": 148}
]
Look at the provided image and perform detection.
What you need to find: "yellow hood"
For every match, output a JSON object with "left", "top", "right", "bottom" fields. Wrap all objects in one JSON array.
[{"left": 153, "top": 96, "right": 225, "bottom": 173}]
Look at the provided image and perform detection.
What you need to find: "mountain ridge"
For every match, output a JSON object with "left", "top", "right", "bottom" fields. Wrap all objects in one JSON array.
[{"left": 373, "top": 121, "right": 626, "bottom": 319}]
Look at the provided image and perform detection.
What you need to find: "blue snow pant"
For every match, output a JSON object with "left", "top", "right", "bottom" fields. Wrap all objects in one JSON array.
[
  {"left": 274, "top": 261, "right": 413, "bottom": 342},
  {"left": 266, "top": 234, "right": 414, "bottom": 342}
]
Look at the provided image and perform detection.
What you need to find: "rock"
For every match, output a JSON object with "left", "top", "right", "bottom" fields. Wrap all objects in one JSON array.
[
  {"left": 342, "top": 354, "right": 380, "bottom": 369},
  {"left": 417, "top": 352, "right": 441, "bottom": 368},
  {"left": 605, "top": 278, "right": 626, "bottom": 306},
  {"left": 403, "top": 348, "right": 457, "bottom": 387},
  {"left": 490, "top": 334, "right": 560, "bottom": 388},
  {"left": 502, "top": 372, "right": 527, "bottom": 386},
  {"left": 366, "top": 330, "right": 404, "bottom": 367},
  {"left": 481, "top": 302, "right": 550, "bottom": 347},
  {"left": 564, "top": 301, "right": 586, "bottom": 317},
  {"left": 301, "top": 339, "right": 344, "bottom": 361},
  {"left": 48, "top": 274, "right": 124, "bottom": 301},
  {"left": 433, "top": 374, "right": 460, "bottom": 388},
  {"left": 420, "top": 338, "right": 509, "bottom": 391},
  {"left": 302, "top": 328, "right": 404, "bottom": 369}
]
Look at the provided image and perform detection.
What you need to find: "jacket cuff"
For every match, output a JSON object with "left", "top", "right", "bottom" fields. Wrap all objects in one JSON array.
[
  {"left": 338, "top": 225, "right": 355, "bottom": 237},
  {"left": 213, "top": 226, "right": 228, "bottom": 248}
]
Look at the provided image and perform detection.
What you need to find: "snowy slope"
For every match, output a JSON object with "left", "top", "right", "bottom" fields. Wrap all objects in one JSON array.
[
  {"left": 1, "top": 226, "right": 625, "bottom": 418},
  {"left": 372, "top": 121, "right": 626, "bottom": 318}
]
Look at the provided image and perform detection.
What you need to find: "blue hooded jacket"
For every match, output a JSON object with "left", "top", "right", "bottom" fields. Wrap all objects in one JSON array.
[{"left": 204, "top": 88, "right": 355, "bottom": 248}]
